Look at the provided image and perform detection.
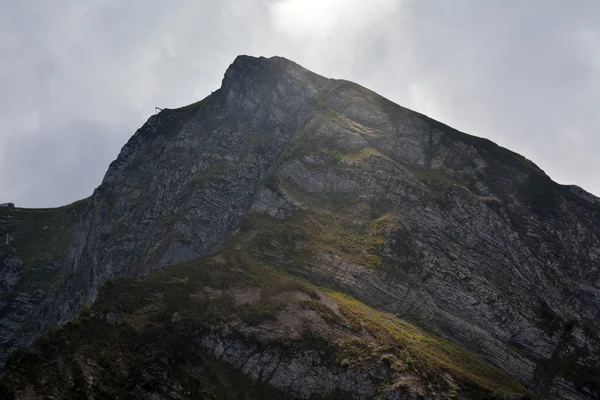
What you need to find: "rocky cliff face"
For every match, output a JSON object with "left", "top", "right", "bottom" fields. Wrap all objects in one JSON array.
[
  {"left": 0, "top": 248, "right": 534, "bottom": 400},
  {"left": 0, "top": 202, "right": 87, "bottom": 368},
  {"left": 60, "top": 56, "right": 328, "bottom": 309},
  {"left": 0, "top": 55, "right": 598, "bottom": 399}
]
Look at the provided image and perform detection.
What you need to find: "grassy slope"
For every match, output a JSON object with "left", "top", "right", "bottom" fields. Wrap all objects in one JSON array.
[{"left": 0, "top": 221, "right": 535, "bottom": 399}]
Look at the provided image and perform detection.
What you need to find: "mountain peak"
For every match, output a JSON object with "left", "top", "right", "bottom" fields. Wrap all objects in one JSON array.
[
  {"left": 221, "top": 55, "right": 328, "bottom": 100},
  {"left": 1, "top": 55, "right": 599, "bottom": 400},
  {"left": 227, "top": 55, "right": 305, "bottom": 74}
]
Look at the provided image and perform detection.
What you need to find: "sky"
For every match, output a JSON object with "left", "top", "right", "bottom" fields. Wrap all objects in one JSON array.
[{"left": 1, "top": 0, "right": 599, "bottom": 207}]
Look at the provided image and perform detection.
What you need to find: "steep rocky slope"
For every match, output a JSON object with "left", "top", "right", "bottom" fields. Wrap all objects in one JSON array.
[
  {"left": 0, "top": 55, "right": 599, "bottom": 399},
  {"left": 0, "top": 201, "right": 88, "bottom": 367},
  {"left": 0, "top": 245, "right": 533, "bottom": 399}
]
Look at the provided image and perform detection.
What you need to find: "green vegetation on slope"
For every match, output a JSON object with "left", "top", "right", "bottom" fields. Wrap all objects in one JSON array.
[
  {"left": 0, "top": 250, "right": 315, "bottom": 399},
  {"left": 244, "top": 202, "right": 393, "bottom": 269},
  {"left": 0, "top": 234, "right": 534, "bottom": 399},
  {"left": 328, "top": 292, "right": 532, "bottom": 398}
]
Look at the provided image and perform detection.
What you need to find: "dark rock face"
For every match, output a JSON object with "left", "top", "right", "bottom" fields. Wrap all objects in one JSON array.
[
  {"left": 241, "top": 72, "right": 600, "bottom": 398},
  {"left": 0, "top": 55, "right": 598, "bottom": 399},
  {"left": 0, "top": 203, "right": 87, "bottom": 368},
  {"left": 0, "top": 252, "right": 21, "bottom": 294},
  {"left": 60, "top": 56, "right": 328, "bottom": 310}
]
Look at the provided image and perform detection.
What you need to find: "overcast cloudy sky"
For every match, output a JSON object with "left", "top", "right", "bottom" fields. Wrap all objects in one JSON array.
[{"left": 1, "top": 0, "right": 599, "bottom": 207}]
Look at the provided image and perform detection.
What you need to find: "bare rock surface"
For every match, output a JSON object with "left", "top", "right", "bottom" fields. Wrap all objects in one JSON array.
[{"left": 1, "top": 55, "right": 599, "bottom": 399}]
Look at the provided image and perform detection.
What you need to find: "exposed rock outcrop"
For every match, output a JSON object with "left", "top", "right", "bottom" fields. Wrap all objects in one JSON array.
[{"left": 1, "top": 55, "right": 598, "bottom": 399}]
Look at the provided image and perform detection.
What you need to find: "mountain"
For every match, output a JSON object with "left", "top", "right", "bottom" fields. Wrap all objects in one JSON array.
[{"left": 0, "top": 55, "right": 599, "bottom": 399}]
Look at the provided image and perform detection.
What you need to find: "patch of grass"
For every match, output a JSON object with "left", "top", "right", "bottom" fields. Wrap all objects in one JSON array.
[
  {"left": 326, "top": 291, "right": 535, "bottom": 399},
  {"left": 299, "top": 300, "right": 347, "bottom": 327},
  {"left": 94, "top": 247, "right": 318, "bottom": 330},
  {"left": 244, "top": 205, "right": 393, "bottom": 269},
  {"left": 287, "top": 133, "right": 339, "bottom": 160},
  {"left": 317, "top": 103, "right": 380, "bottom": 137},
  {"left": 341, "top": 147, "right": 393, "bottom": 164}
]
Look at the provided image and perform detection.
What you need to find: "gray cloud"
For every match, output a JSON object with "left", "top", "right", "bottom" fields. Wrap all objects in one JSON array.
[{"left": 1, "top": 0, "right": 598, "bottom": 207}]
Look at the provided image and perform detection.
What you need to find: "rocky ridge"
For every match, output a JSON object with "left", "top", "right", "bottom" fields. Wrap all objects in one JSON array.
[{"left": 0, "top": 55, "right": 599, "bottom": 399}]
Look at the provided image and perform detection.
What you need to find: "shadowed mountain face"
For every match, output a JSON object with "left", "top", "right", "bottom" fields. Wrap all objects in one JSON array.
[{"left": 0, "top": 55, "right": 599, "bottom": 399}]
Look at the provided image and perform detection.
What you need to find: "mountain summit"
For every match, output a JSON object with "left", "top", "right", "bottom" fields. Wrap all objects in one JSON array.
[{"left": 0, "top": 55, "right": 599, "bottom": 399}]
